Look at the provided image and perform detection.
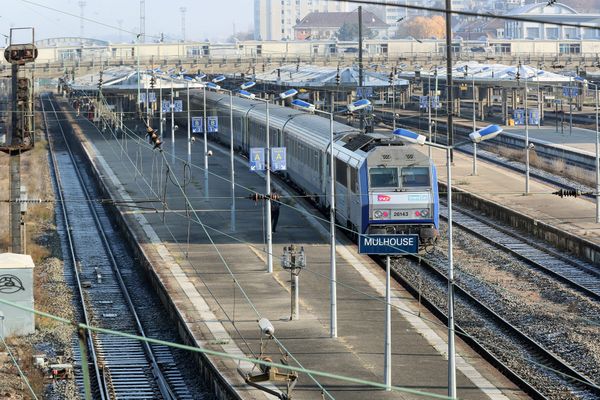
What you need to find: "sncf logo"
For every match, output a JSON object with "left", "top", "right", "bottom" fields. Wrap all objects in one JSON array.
[{"left": 377, "top": 195, "right": 391, "bottom": 202}]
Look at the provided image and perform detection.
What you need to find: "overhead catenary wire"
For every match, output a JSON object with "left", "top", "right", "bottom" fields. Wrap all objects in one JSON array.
[
  {"left": 0, "top": 296, "right": 456, "bottom": 400},
  {"left": 64, "top": 93, "right": 334, "bottom": 398},
  {"left": 76, "top": 92, "right": 600, "bottom": 390},
  {"left": 332, "top": 0, "right": 600, "bottom": 32}
]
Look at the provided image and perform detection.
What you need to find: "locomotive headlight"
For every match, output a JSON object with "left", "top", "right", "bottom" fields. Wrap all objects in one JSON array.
[
  {"left": 374, "top": 210, "right": 384, "bottom": 219},
  {"left": 419, "top": 209, "right": 430, "bottom": 217}
]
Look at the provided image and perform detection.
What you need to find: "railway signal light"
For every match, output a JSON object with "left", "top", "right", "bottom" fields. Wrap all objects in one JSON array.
[
  {"left": 552, "top": 189, "right": 582, "bottom": 198},
  {"left": 146, "top": 127, "right": 162, "bottom": 150},
  {"left": 150, "top": 75, "right": 156, "bottom": 89}
]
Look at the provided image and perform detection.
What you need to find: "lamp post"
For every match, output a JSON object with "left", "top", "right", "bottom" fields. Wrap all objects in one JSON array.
[
  {"left": 579, "top": 77, "right": 600, "bottom": 223},
  {"left": 394, "top": 124, "right": 503, "bottom": 398},
  {"left": 184, "top": 77, "right": 194, "bottom": 164},
  {"left": 464, "top": 66, "right": 477, "bottom": 175},
  {"left": 525, "top": 66, "right": 530, "bottom": 194},
  {"left": 237, "top": 86, "right": 273, "bottom": 272},
  {"left": 205, "top": 77, "right": 238, "bottom": 232},
  {"left": 158, "top": 72, "right": 163, "bottom": 141},
  {"left": 170, "top": 76, "right": 175, "bottom": 156},
  {"left": 291, "top": 96, "right": 372, "bottom": 339},
  {"left": 596, "top": 84, "right": 600, "bottom": 224},
  {"left": 516, "top": 62, "right": 530, "bottom": 195}
]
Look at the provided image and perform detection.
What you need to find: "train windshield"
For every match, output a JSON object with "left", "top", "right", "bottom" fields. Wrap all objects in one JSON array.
[
  {"left": 401, "top": 167, "right": 430, "bottom": 187},
  {"left": 369, "top": 167, "right": 398, "bottom": 188}
]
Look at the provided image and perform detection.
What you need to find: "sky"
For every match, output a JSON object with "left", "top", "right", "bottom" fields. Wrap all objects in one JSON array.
[{"left": 1, "top": 0, "right": 254, "bottom": 43}]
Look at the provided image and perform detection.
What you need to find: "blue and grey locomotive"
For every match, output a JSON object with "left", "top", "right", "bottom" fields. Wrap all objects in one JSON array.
[{"left": 189, "top": 91, "right": 439, "bottom": 246}]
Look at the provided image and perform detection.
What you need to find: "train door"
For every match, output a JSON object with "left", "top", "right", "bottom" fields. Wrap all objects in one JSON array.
[
  {"left": 349, "top": 166, "right": 360, "bottom": 229},
  {"left": 334, "top": 158, "right": 349, "bottom": 225}
]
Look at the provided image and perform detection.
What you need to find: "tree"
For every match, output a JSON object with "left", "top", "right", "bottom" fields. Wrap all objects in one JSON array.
[
  {"left": 396, "top": 16, "right": 446, "bottom": 39},
  {"left": 336, "top": 22, "right": 375, "bottom": 41}
]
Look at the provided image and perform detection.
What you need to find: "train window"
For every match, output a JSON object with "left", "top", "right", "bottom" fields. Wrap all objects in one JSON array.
[
  {"left": 401, "top": 167, "right": 429, "bottom": 187},
  {"left": 335, "top": 159, "right": 347, "bottom": 186},
  {"left": 369, "top": 167, "right": 398, "bottom": 188}
]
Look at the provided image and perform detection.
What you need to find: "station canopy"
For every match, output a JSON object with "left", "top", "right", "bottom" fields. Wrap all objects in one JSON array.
[
  {"left": 254, "top": 64, "right": 409, "bottom": 88},
  {"left": 68, "top": 66, "right": 206, "bottom": 92},
  {"left": 399, "top": 62, "right": 574, "bottom": 87}
]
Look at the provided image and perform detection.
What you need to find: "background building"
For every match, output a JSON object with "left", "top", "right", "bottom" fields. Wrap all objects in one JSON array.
[
  {"left": 294, "top": 10, "right": 388, "bottom": 40},
  {"left": 505, "top": 2, "right": 600, "bottom": 40},
  {"left": 254, "top": 0, "right": 350, "bottom": 41}
]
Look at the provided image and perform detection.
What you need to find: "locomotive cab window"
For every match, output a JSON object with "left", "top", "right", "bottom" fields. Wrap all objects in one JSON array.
[
  {"left": 401, "top": 167, "right": 429, "bottom": 187},
  {"left": 369, "top": 167, "right": 398, "bottom": 188}
]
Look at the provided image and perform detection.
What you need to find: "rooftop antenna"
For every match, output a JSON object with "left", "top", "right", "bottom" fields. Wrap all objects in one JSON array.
[
  {"left": 180, "top": 7, "right": 187, "bottom": 42},
  {"left": 139, "top": 0, "right": 146, "bottom": 43},
  {"left": 78, "top": 1, "right": 86, "bottom": 45}
]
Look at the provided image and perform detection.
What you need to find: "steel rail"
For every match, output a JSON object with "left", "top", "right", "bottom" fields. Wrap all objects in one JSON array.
[{"left": 43, "top": 93, "right": 180, "bottom": 399}]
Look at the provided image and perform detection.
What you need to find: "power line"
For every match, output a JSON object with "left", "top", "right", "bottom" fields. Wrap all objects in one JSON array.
[
  {"left": 80, "top": 93, "right": 600, "bottom": 392},
  {"left": 332, "top": 0, "right": 600, "bottom": 32}
]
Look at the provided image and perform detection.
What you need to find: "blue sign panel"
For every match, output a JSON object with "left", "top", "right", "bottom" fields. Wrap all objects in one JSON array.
[
  {"left": 358, "top": 234, "right": 419, "bottom": 255},
  {"left": 139, "top": 93, "right": 157, "bottom": 103},
  {"left": 271, "top": 147, "right": 286, "bottom": 171},
  {"left": 513, "top": 109, "right": 525, "bottom": 125},
  {"left": 174, "top": 100, "right": 183, "bottom": 112},
  {"left": 528, "top": 108, "right": 540, "bottom": 125},
  {"left": 562, "top": 86, "right": 579, "bottom": 97},
  {"left": 419, "top": 95, "right": 440, "bottom": 109},
  {"left": 513, "top": 108, "right": 539, "bottom": 125},
  {"left": 192, "top": 117, "right": 218, "bottom": 133},
  {"left": 192, "top": 117, "right": 203, "bottom": 133},
  {"left": 161, "top": 100, "right": 170, "bottom": 113},
  {"left": 250, "top": 147, "right": 265, "bottom": 171},
  {"left": 207, "top": 116, "right": 218, "bottom": 133},
  {"left": 357, "top": 87, "right": 373, "bottom": 98}
]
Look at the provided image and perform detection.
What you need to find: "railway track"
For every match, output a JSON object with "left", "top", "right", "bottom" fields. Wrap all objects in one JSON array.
[
  {"left": 390, "top": 252, "right": 600, "bottom": 400},
  {"left": 42, "top": 93, "right": 193, "bottom": 400},
  {"left": 440, "top": 204, "right": 600, "bottom": 301}
]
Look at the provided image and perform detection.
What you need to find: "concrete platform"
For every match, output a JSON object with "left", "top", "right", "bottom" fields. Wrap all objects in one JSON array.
[
  {"left": 58, "top": 97, "right": 526, "bottom": 400},
  {"left": 503, "top": 125, "right": 599, "bottom": 155}
]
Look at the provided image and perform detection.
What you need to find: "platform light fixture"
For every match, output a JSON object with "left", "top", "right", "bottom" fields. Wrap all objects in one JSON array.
[
  {"left": 291, "top": 99, "right": 316, "bottom": 112},
  {"left": 279, "top": 88, "right": 298, "bottom": 100},
  {"left": 212, "top": 75, "right": 226, "bottom": 83},
  {"left": 240, "top": 81, "right": 256, "bottom": 90},
  {"left": 394, "top": 124, "right": 503, "bottom": 399},
  {"left": 347, "top": 98, "right": 371, "bottom": 112},
  {"left": 286, "top": 94, "right": 366, "bottom": 340},
  {"left": 206, "top": 82, "right": 221, "bottom": 91},
  {"left": 238, "top": 89, "right": 256, "bottom": 100},
  {"left": 469, "top": 124, "right": 503, "bottom": 143}
]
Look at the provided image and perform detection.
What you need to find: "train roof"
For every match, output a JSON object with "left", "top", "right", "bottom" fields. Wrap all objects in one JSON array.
[{"left": 194, "top": 90, "right": 412, "bottom": 168}]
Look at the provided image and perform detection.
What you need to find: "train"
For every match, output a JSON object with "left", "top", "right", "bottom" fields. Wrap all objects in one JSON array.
[{"left": 187, "top": 90, "right": 440, "bottom": 247}]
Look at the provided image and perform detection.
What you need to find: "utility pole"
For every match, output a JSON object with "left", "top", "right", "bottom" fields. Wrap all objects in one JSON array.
[
  {"left": 2, "top": 28, "right": 38, "bottom": 254},
  {"left": 444, "top": 0, "right": 457, "bottom": 397},
  {"left": 445, "top": 0, "right": 454, "bottom": 162},
  {"left": 139, "top": 0, "right": 146, "bottom": 43},
  {"left": 358, "top": 6, "right": 364, "bottom": 131}
]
